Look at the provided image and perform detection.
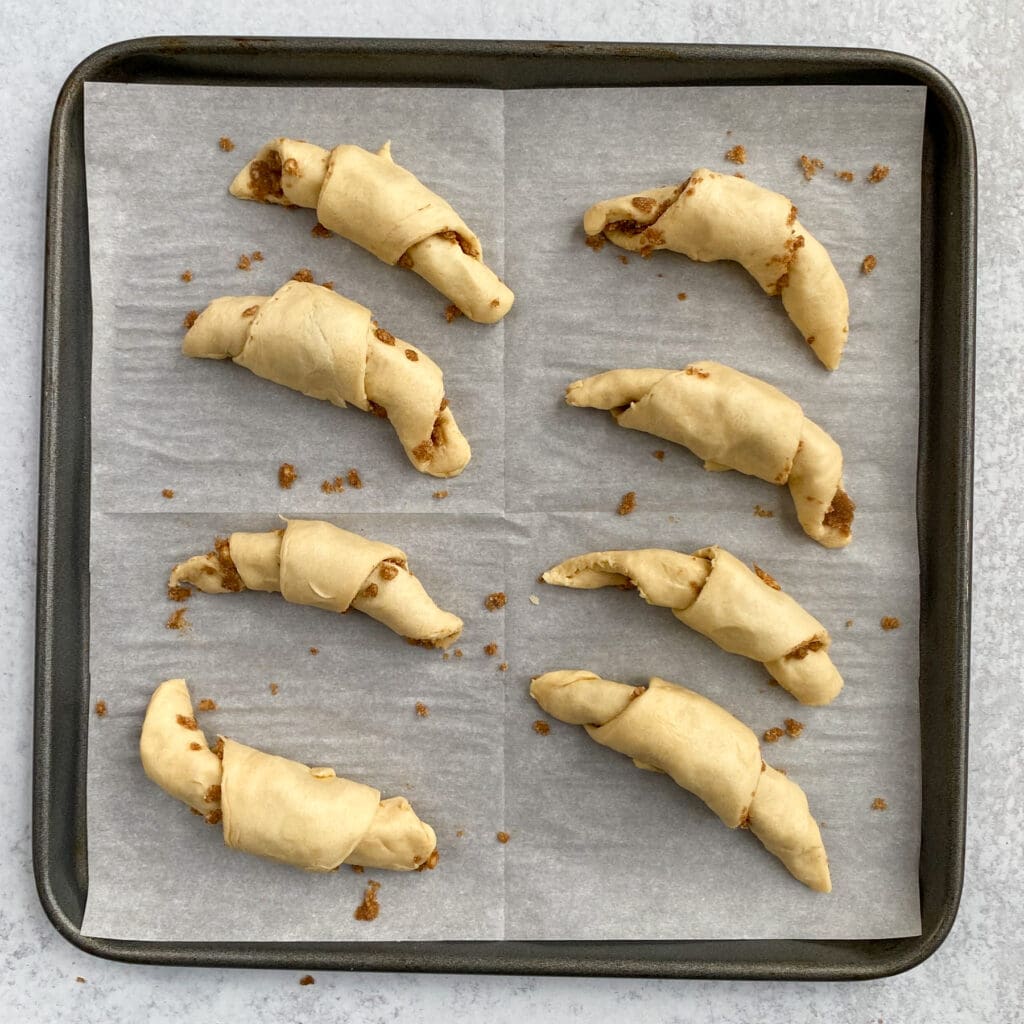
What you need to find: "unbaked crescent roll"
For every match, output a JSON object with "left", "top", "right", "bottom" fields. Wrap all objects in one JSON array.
[
  {"left": 566, "top": 361, "right": 854, "bottom": 548},
  {"left": 583, "top": 169, "right": 849, "bottom": 369},
  {"left": 140, "top": 679, "right": 438, "bottom": 871},
  {"left": 230, "top": 139, "right": 514, "bottom": 323},
  {"left": 184, "top": 279, "right": 469, "bottom": 478},
  {"left": 542, "top": 546, "right": 842, "bottom": 705},
  {"left": 530, "top": 670, "right": 830, "bottom": 891},
  {"left": 169, "top": 518, "right": 463, "bottom": 650}
]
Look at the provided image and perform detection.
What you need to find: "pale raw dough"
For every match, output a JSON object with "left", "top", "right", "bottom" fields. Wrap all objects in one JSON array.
[
  {"left": 583, "top": 169, "right": 849, "bottom": 369},
  {"left": 566, "top": 360, "right": 853, "bottom": 548},
  {"left": 531, "top": 670, "right": 831, "bottom": 892},
  {"left": 140, "top": 679, "right": 438, "bottom": 872},
  {"left": 230, "top": 139, "right": 514, "bottom": 323},
  {"left": 170, "top": 518, "right": 463, "bottom": 650},
  {"left": 542, "top": 546, "right": 843, "bottom": 705},
  {"left": 184, "top": 280, "right": 469, "bottom": 478}
]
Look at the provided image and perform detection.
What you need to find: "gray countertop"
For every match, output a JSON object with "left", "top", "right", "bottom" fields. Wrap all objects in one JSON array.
[{"left": 2, "top": 2, "right": 1020, "bottom": 1020}]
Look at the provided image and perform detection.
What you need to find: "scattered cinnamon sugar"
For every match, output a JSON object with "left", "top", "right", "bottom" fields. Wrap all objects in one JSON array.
[
  {"left": 881, "top": 616, "right": 901, "bottom": 631},
  {"left": 823, "top": 488, "right": 856, "bottom": 536},
  {"left": 347, "top": 469, "right": 363, "bottom": 489},
  {"left": 799, "top": 155, "right": 825, "bottom": 181},
  {"left": 75, "top": 976, "right": 86, "bottom": 983},
  {"left": 532, "top": 720, "right": 550, "bottom": 735},
  {"left": 204, "top": 809, "right": 222, "bottom": 825},
  {"left": 415, "top": 702, "right": 429, "bottom": 718},
  {"left": 291, "top": 267, "right": 314, "bottom": 283},
  {"left": 496, "top": 831, "right": 510, "bottom": 844},
  {"left": 861, "top": 254, "right": 878, "bottom": 275},
  {"left": 653, "top": 450, "right": 665, "bottom": 461},
  {"left": 354, "top": 880, "right": 381, "bottom": 921},
  {"left": 320, "top": 476, "right": 345, "bottom": 494},
  {"left": 237, "top": 254, "right": 252, "bottom": 271},
  {"left": 432, "top": 490, "right": 449, "bottom": 500},
  {"left": 485, "top": 591, "right": 507, "bottom": 612},
  {"left": 484, "top": 643, "right": 499, "bottom": 656},
  {"left": 404, "top": 348, "right": 419, "bottom": 362},
  {"left": 308, "top": 647, "right": 319, "bottom": 656},
  {"left": 176, "top": 714, "right": 198, "bottom": 731},
  {"left": 189, "top": 742, "right": 201, "bottom": 751},
  {"left": 204, "top": 784, "right": 222, "bottom": 804},
  {"left": 585, "top": 234, "right": 606, "bottom": 252},
  {"left": 197, "top": 698, "right": 218, "bottom": 712},
  {"left": 269, "top": 682, "right": 280, "bottom": 696},
  {"left": 784, "top": 718, "right": 804, "bottom": 739},
  {"left": 278, "top": 462, "right": 297, "bottom": 489},
  {"left": 453, "top": 649, "right": 464, "bottom": 659},
  {"left": 787, "top": 204, "right": 799, "bottom": 226},
  {"left": 676, "top": 292, "right": 687, "bottom": 301},
  {"left": 754, "top": 564, "right": 781, "bottom": 591},
  {"left": 362, "top": 583, "right": 379, "bottom": 599},
  {"left": 786, "top": 637, "right": 826, "bottom": 660},
  {"left": 753, "top": 504, "right": 774, "bottom": 518},
  {"left": 351, "top": 864, "right": 364, "bottom": 873},
  {"left": 872, "top": 797, "right": 889, "bottom": 811},
  {"left": 455, "top": 830, "right": 465, "bottom": 838},
  {"left": 180, "top": 270, "right": 193, "bottom": 283},
  {"left": 374, "top": 327, "right": 396, "bottom": 346},
  {"left": 631, "top": 195, "right": 656, "bottom": 213},
  {"left": 379, "top": 562, "right": 400, "bottom": 581},
  {"left": 299, "top": 975, "right": 315, "bottom": 986},
  {"left": 94, "top": 700, "right": 107, "bottom": 718},
  {"left": 162, "top": 488, "right": 175, "bottom": 499},
  {"left": 617, "top": 491, "right": 637, "bottom": 516},
  {"left": 444, "top": 304, "right": 463, "bottom": 323},
  {"left": 617, "top": 254, "right": 629, "bottom": 265},
  {"left": 212, "top": 536, "right": 245, "bottom": 592},
  {"left": 724, "top": 144, "right": 747, "bottom": 165},
  {"left": 835, "top": 170, "right": 855, "bottom": 182},
  {"left": 684, "top": 365, "right": 710, "bottom": 379},
  {"left": 311, "top": 222, "right": 331, "bottom": 238},
  {"left": 498, "top": 662, "right": 509, "bottom": 672},
  {"left": 182, "top": 310, "right": 199, "bottom": 330},
  {"left": 251, "top": 251, "right": 263, "bottom": 262},
  {"left": 218, "top": 136, "right": 235, "bottom": 152},
  {"left": 867, "top": 164, "right": 891, "bottom": 184},
  {"left": 166, "top": 608, "right": 190, "bottom": 631},
  {"left": 763, "top": 727, "right": 785, "bottom": 743}
]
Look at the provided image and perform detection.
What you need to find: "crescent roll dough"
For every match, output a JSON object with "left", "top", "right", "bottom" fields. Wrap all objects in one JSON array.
[
  {"left": 566, "top": 361, "right": 854, "bottom": 548},
  {"left": 230, "top": 139, "right": 514, "bottom": 323},
  {"left": 583, "top": 169, "right": 850, "bottom": 369},
  {"left": 184, "top": 279, "right": 469, "bottom": 478},
  {"left": 169, "top": 518, "right": 463, "bottom": 650},
  {"left": 530, "top": 670, "right": 831, "bottom": 892},
  {"left": 140, "top": 679, "right": 438, "bottom": 871},
  {"left": 542, "top": 546, "right": 842, "bottom": 705}
]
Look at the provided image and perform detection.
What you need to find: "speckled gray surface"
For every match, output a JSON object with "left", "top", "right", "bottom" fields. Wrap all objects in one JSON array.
[{"left": 2, "top": 1, "right": 1021, "bottom": 1020}]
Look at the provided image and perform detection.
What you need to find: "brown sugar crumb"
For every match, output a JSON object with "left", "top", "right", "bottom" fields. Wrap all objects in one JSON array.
[
  {"left": 182, "top": 309, "right": 199, "bottom": 330},
  {"left": 320, "top": 476, "right": 345, "bottom": 494},
  {"left": 374, "top": 327, "right": 396, "bottom": 346},
  {"left": 763, "top": 727, "right": 785, "bottom": 743},
  {"left": 404, "top": 348, "right": 419, "bottom": 361},
  {"left": 684, "top": 364, "right": 710, "bottom": 379},
  {"left": 484, "top": 643, "right": 499, "bottom": 656},
  {"left": 616, "top": 253, "right": 629, "bottom": 265},
  {"left": 269, "top": 682, "right": 280, "bottom": 696},
  {"left": 753, "top": 504, "right": 774, "bottom": 518},
  {"left": 291, "top": 267, "right": 314, "bottom": 283},
  {"left": 415, "top": 701, "right": 430, "bottom": 718},
  {"left": 676, "top": 292, "right": 689, "bottom": 302},
  {"left": 532, "top": 720, "right": 550, "bottom": 735},
  {"left": 787, "top": 637, "right": 826, "bottom": 660},
  {"left": 166, "top": 608, "right": 189, "bottom": 631},
  {"left": 444, "top": 304, "right": 463, "bottom": 323},
  {"left": 724, "top": 144, "right": 747, "bottom": 165},
  {"left": 846, "top": 619, "right": 854, "bottom": 628},
  {"left": 197, "top": 698, "right": 218, "bottom": 713},
  {"left": 485, "top": 591, "right": 507, "bottom": 612},
  {"left": 362, "top": 583, "right": 379, "bottom": 599},
  {"left": 872, "top": 797, "right": 889, "bottom": 811},
  {"left": 237, "top": 254, "right": 252, "bottom": 271},
  {"left": 784, "top": 718, "right": 805, "bottom": 739},
  {"left": 498, "top": 662, "right": 509, "bottom": 672},
  {"left": 631, "top": 195, "right": 657, "bottom": 213},
  {"left": 455, "top": 830, "right": 465, "bottom": 838},
  {"left": 354, "top": 880, "right": 381, "bottom": 922},
  {"left": 799, "top": 155, "right": 825, "bottom": 181},
  {"left": 496, "top": 831, "right": 510, "bottom": 844},
  {"left": 311, "top": 222, "right": 332, "bottom": 238},
  {"left": 823, "top": 488, "right": 856, "bottom": 536},
  {"left": 432, "top": 489, "right": 449, "bottom": 500},
  {"left": 211, "top": 737, "right": 224, "bottom": 760},
  {"left": 754, "top": 564, "right": 782, "bottom": 590},
  {"left": 347, "top": 468, "right": 363, "bottom": 489},
  {"left": 211, "top": 537, "right": 245, "bottom": 592},
  {"left": 94, "top": 700, "right": 107, "bottom": 718},
  {"left": 835, "top": 170, "right": 855, "bottom": 182},
  {"left": 308, "top": 647, "right": 319, "bottom": 657},
  {"left": 189, "top": 742, "right": 201, "bottom": 751},
  {"left": 299, "top": 975, "right": 315, "bottom": 986},
  {"left": 861, "top": 254, "right": 878, "bottom": 275},
  {"left": 161, "top": 488, "right": 175, "bottom": 500},
  {"left": 180, "top": 269, "right": 193, "bottom": 283},
  {"left": 787, "top": 204, "right": 798, "bottom": 226},
  {"left": 321, "top": 281, "right": 334, "bottom": 291},
  {"left": 204, "top": 784, "right": 222, "bottom": 804},
  {"left": 867, "top": 164, "right": 891, "bottom": 184},
  {"left": 278, "top": 462, "right": 297, "bottom": 489},
  {"left": 251, "top": 250, "right": 263, "bottom": 262},
  {"left": 75, "top": 977, "right": 86, "bottom": 983},
  {"left": 416, "top": 849, "right": 440, "bottom": 871},
  {"left": 379, "top": 562, "right": 400, "bottom": 581},
  {"left": 437, "top": 228, "right": 479, "bottom": 258},
  {"left": 617, "top": 491, "right": 637, "bottom": 516},
  {"left": 585, "top": 234, "right": 606, "bottom": 252},
  {"left": 454, "top": 648, "right": 464, "bottom": 659},
  {"left": 881, "top": 616, "right": 901, "bottom": 631},
  {"left": 218, "top": 136, "right": 235, "bottom": 152},
  {"left": 175, "top": 714, "right": 198, "bottom": 731},
  {"left": 351, "top": 864, "right": 364, "bottom": 873}
]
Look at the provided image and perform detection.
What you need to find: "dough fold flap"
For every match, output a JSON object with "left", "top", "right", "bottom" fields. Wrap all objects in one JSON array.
[
  {"left": 530, "top": 670, "right": 830, "bottom": 892},
  {"left": 583, "top": 169, "right": 849, "bottom": 369}
]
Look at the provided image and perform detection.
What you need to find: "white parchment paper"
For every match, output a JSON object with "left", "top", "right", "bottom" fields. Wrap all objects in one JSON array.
[{"left": 81, "top": 82, "right": 925, "bottom": 941}]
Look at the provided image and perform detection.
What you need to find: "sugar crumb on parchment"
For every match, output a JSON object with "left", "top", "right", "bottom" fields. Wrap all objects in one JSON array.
[
  {"left": 218, "top": 136, "right": 235, "bottom": 152},
  {"left": 724, "top": 144, "right": 747, "bottom": 164},
  {"left": 433, "top": 490, "right": 449, "bottom": 500},
  {"left": 180, "top": 269, "right": 193, "bottom": 282},
  {"left": 166, "top": 608, "right": 189, "bottom": 631},
  {"left": 617, "top": 491, "right": 637, "bottom": 516},
  {"left": 532, "top": 720, "right": 550, "bottom": 735},
  {"left": 799, "top": 155, "right": 825, "bottom": 181},
  {"left": 311, "top": 222, "right": 332, "bottom": 238},
  {"left": 298, "top": 974, "right": 315, "bottom": 986},
  {"left": 162, "top": 488, "right": 175, "bottom": 499},
  {"left": 353, "top": 880, "right": 381, "bottom": 921},
  {"left": 182, "top": 310, "right": 199, "bottom": 329},
  {"left": 867, "top": 164, "right": 891, "bottom": 183},
  {"left": 861, "top": 254, "right": 878, "bottom": 275},
  {"left": 872, "top": 797, "right": 889, "bottom": 811},
  {"left": 484, "top": 643, "right": 499, "bottom": 656},
  {"left": 94, "top": 700, "right": 107, "bottom": 718},
  {"left": 753, "top": 504, "right": 774, "bottom": 518},
  {"left": 496, "top": 831, "right": 510, "bottom": 844},
  {"left": 278, "top": 462, "right": 297, "bottom": 489},
  {"left": 485, "top": 591, "right": 507, "bottom": 611},
  {"left": 415, "top": 701, "right": 430, "bottom": 718},
  {"left": 881, "top": 616, "right": 901, "bottom": 631}
]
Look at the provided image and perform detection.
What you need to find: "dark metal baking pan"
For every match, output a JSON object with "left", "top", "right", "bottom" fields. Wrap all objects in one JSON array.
[{"left": 35, "top": 37, "right": 974, "bottom": 980}]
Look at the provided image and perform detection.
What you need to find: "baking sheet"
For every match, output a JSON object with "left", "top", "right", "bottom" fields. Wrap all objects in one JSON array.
[{"left": 81, "top": 82, "right": 925, "bottom": 941}]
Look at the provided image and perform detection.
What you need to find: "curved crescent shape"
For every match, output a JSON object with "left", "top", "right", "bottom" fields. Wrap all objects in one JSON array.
[
  {"left": 530, "top": 669, "right": 831, "bottom": 892},
  {"left": 566, "top": 361, "right": 854, "bottom": 548},
  {"left": 140, "top": 679, "right": 438, "bottom": 872},
  {"left": 170, "top": 519, "right": 464, "bottom": 650},
  {"left": 230, "top": 139, "right": 514, "bottom": 324},
  {"left": 542, "top": 546, "right": 843, "bottom": 706},
  {"left": 583, "top": 169, "right": 849, "bottom": 369}
]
